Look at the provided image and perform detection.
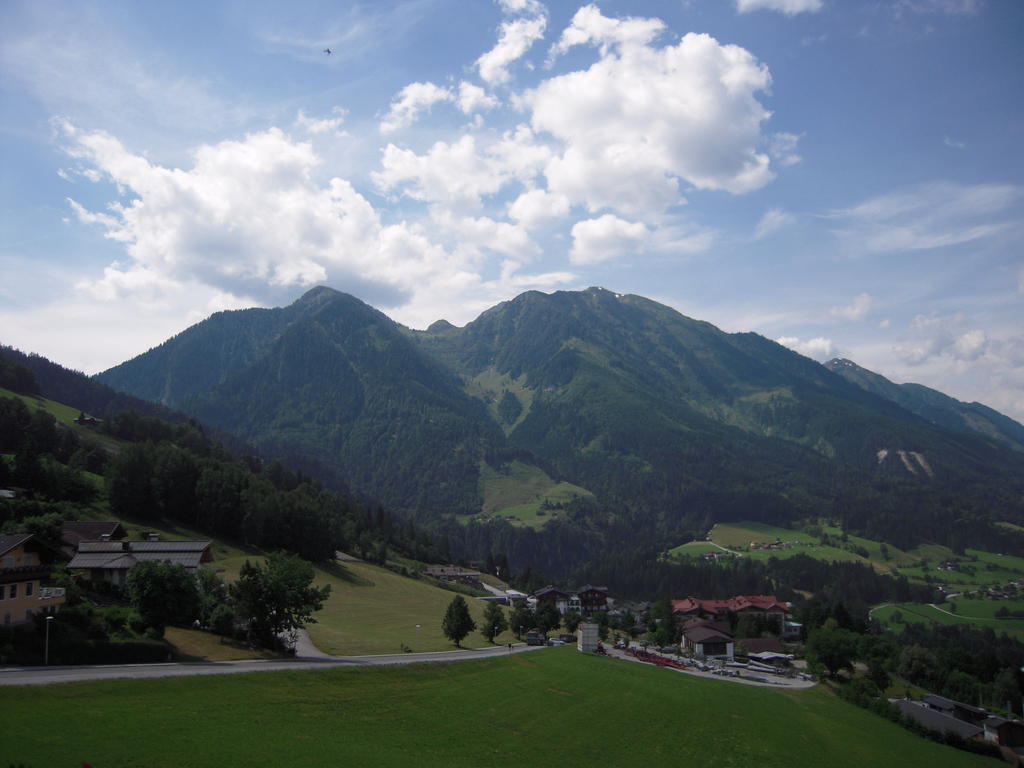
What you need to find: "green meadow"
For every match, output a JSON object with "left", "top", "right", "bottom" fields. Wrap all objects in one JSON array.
[
  {"left": 474, "top": 459, "right": 592, "bottom": 528},
  {"left": 2, "top": 648, "right": 993, "bottom": 768},
  {"left": 872, "top": 602, "right": 1024, "bottom": 641}
]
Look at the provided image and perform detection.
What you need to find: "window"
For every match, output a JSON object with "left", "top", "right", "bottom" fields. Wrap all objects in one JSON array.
[
  {"left": 25, "top": 582, "right": 33, "bottom": 597},
  {"left": 7, "top": 584, "right": 16, "bottom": 600}
]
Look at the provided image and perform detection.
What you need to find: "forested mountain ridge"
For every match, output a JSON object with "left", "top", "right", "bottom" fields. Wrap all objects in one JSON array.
[
  {"left": 825, "top": 357, "right": 1024, "bottom": 452},
  {"left": 96, "top": 286, "right": 1024, "bottom": 566}
]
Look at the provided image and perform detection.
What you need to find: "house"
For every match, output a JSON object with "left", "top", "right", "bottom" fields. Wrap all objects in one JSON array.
[
  {"left": 681, "top": 626, "right": 735, "bottom": 659},
  {"left": 67, "top": 536, "right": 213, "bottom": 586},
  {"left": 60, "top": 521, "right": 126, "bottom": 558},
  {"left": 576, "top": 585, "right": 609, "bottom": 614},
  {"left": 0, "top": 534, "right": 67, "bottom": 626},
  {"left": 533, "top": 586, "right": 571, "bottom": 614}
]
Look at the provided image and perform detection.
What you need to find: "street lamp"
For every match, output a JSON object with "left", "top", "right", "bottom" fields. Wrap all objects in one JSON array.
[
  {"left": 415, "top": 624, "right": 421, "bottom": 650},
  {"left": 44, "top": 615, "right": 54, "bottom": 666}
]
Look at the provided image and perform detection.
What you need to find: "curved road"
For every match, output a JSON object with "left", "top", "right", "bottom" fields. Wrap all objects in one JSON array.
[{"left": 0, "top": 641, "right": 542, "bottom": 687}]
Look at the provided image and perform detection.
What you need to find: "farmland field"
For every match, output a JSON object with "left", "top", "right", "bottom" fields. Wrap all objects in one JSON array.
[
  {"left": 2, "top": 647, "right": 994, "bottom": 768},
  {"left": 871, "top": 602, "right": 1024, "bottom": 642}
]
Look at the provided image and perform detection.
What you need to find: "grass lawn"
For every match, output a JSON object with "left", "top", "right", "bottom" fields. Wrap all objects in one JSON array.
[
  {"left": 163, "top": 627, "right": 279, "bottom": 662},
  {"left": 0, "top": 385, "right": 124, "bottom": 453},
  {"left": 2, "top": 648, "right": 993, "bottom": 768}
]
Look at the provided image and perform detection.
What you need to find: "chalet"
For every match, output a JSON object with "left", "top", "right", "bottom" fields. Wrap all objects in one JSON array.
[
  {"left": 576, "top": 585, "right": 609, "bottom": 614},
  {"left": 67, "top": 537, "right": 213, "bottom": 586},
  {"left": 681, "top": 626, "right": 735, "bottom": 660},
  {"left": 60, "top": 521, "right": 126, "bottom": 558},
  {"left": 533, "top": 586, "right": 571, "bottom": 614},
  {"left": 0, "top": 534, "right": 67, "bottom": 626}
]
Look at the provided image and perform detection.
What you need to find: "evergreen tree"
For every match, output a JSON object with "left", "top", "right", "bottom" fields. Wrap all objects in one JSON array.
[
  {"left": 509, "top": 603, "right": 534, "bottom": 639},
  {"left": 442, "top": 595, "right": 476, "bottom": 648},
  {"left": 480, "top": 601, "right": 509, "bottom": 643}
]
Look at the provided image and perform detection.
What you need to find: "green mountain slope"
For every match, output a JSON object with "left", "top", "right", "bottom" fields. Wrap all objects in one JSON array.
[
  {"left": 96, "top": 286, "right": 1024, "bottom": 562},
  {"left": 826, "top": 357, "right": 1024, "bottom": 451}
]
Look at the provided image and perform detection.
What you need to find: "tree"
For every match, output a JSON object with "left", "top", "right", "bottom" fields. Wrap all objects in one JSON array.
[
  {"left": 805, "top": 620, "right": 858, "bottom": 678},
  {"left": 509, "top": 603, "right": 534, "bottom": 639},
  {"left": 126, "top": 561, "right": 201, "bottom": 636},
  {"left": 442, "top": 595, "right": 476, "bottom": 648},
  {"left": 534, "top": 601, "right": 561, "bottom": 636},
  {"left": 230, "top": 552, "right": 331, "bottom": 647},
  {"left": 563, "top": 609, "right": 581, "bottom": 634},
  {"left": 480, "top": 601, "right": 509, "bottom": 643}
]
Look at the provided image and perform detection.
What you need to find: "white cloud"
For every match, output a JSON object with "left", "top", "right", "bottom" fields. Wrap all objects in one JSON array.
[
  {"left": 943, "top": 136, "right": 967, "bottom": 150},
  {"left": 569, "top": 214, "right": 648, "bottom": 265},
  {"left": 531, "top": 6, "right": 776, "bottom": 218},
  {"left": 476, "top": 7, "right": 547, "bottom": 86},
  {"left": 828, "top": 182, "right": 1021, "bottom": 253},
  {"left": 767, "top": 132, "right": 802, "bottom": 166},
  {"left": 374, "top": 135, "right": 510, "bottom": 214},
  {"left": 830, "top": 292, "right": 873, "bottom": 322},
  {"left": 456, "top": 82, "right": 499, "bottom": 114},
  {"left": 776, "top": 335, "right": 835, "bottom": 360},
  {"left": 895, "top": 313, "right": 991, "bottom": 365},
  {"left": 295, "top": 108, "right": 347, "bottom": 136},
  {"left": 508, "top": 189, "right": 570, "bottom": 229},
  {"left": 379, "top": 81, "right": 452, "bottom": 135},
  {"left": 736, "top": 0, "right": 823, "bottom": 15},
  {"left": 753, "top": 208, "right": 795, "bottom": 239},
  {"left": 61, "top": 124, "right": 491, "bottom": 312}
]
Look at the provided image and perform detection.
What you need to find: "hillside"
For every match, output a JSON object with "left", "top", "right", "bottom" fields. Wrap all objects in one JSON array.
[
  {"left": 3, "top": 649, "right": 995, "bottom": 767},
  {"left": 92, "top": 286, "right": 1024, "bottom": 568},
  {"left": 826, "top": 357, "right": 1024, "bottom": 452}
]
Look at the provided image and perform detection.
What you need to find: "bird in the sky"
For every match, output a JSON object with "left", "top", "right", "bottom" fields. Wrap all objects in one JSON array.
[{"left": 323, "top": 48, "right": 331, "bottom": 55}]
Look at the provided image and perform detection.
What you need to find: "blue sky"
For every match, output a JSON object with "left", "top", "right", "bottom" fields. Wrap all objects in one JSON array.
[{"left": 1, "top": 0, "right": 1022, "bottom": 420}]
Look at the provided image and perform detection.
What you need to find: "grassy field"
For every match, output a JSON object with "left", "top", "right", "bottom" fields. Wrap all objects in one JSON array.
[
  {"left": 2, "top": 648, "right": 994, "bottom": 768},
  {"left": 211, "top": 554, "right": 517, "bottom": 655},
  {"left": 0, "top": 385, "right": 124, "bottom": 452},
  {"left": 872, "top": 602, "right": 1024, "bottom": 641},
  {"left": 475, "top": 459, "right": 592, "bottom": 527}
]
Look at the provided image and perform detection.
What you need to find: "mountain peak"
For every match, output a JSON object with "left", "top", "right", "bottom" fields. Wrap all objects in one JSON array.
[{"left": 294, "top": 285, "right": 342, "bottom": 305}]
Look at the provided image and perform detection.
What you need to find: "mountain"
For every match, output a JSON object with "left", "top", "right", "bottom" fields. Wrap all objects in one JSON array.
[
  {"left": 825, "top": 357, "right": 1024, "bottom": 452},
  {"left": 97, "top": 286, "right": 1024, "bottom": 563}
]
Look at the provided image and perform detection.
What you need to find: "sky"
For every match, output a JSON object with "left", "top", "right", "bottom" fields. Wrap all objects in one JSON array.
[{"left": 1, "top": 0, "right": 1022, "bottom": 420}]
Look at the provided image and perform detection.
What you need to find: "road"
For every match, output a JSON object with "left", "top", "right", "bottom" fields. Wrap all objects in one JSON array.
[{"left": 0, "top": 642, "right": 541, "bottom": 686}]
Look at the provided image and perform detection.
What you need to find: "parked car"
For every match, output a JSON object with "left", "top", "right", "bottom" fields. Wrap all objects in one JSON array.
[
  {"left": 525, "top": 631, "right": 546, "bottom": 646},
  {"left": 547, "top": 638, "right": 566, "bottom": 646}
]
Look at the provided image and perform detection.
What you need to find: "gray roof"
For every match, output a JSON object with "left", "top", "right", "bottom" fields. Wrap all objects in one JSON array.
[
  {"left": 684, "top": 627, "right": 734, "bottom": 643},
  {"left": 895, "top": 700, "right": 983, "bottom": 740},
  {"left": 0, "top": 533, "right": 33, "bottom": 557},
  {"left": 69, "top": 539, "right": 210, "bottom": 571},
  {"left": 77, "top": 539, "right": 210, "bottom": 553}
]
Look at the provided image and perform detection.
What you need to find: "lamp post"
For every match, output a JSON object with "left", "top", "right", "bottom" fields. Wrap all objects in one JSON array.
[
  {"left": 415, "top": 624, "right": 421, "bottom": 650},
  {"left": 44, "top": 615, "right": 54, "bottom": 666}
]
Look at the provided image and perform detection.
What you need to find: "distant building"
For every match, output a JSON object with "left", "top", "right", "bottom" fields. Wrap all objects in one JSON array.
[
  {"left": 60, "top": 521, "right": 125, "bottom": 558},
  {"left": 672, "top": 595, "right": 790, "bottom": 632},
  {"left": 68, "top": 537, "right": 213, "bottom": 586},
  {"left": 0, "top": 534, "right": 67, "bottom": 626},
  {"left": 577, "top": 623, "right": 600, "bottom": 652},
  {"left": 423, "top": 565, "right": 482, "bottom": 588},
  {"left": 681, "top": 626, "right": 735, "bottom": 660},
  {"left": 533, "top": 586, "right": 571, "bottom": 614}
]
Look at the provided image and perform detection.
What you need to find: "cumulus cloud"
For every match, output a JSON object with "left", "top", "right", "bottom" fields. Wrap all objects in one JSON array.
[
  {"left": 508, "top": 188, "right": 570, "bottom": 229},
  {"left": 828, "top": 182, "right": 1021, "bottom": 254},
  {"left": 476, "top": 2, "right": 547, "bottom": 85},
  {"left": 379, "top": 81, "right": 452, "bottom": 134},
  {"left": 776, "top": 335, "right": 835, "bottom": 360},
  {"left": 456, "top": 82, "right": 499, "bottom": 114},
  {"left": 569, "top": 214, "right": 648, "bottom": 265},
  {"left": 736, "top": 0, "right": 823, "bottom": 14},
  {"left": 830, "top": 292, "right": 872, "bottom": 322},
  {"left": 531, "top": 6, "right": 775, "bottom": 218},
  {"left": 767, "top": 132, "right": 802, "bottom": 166}
]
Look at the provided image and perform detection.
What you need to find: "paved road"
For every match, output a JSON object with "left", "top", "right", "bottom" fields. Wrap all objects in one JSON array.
[{"left": 0, "top": 643, "right": 540, "bottom": 687}]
